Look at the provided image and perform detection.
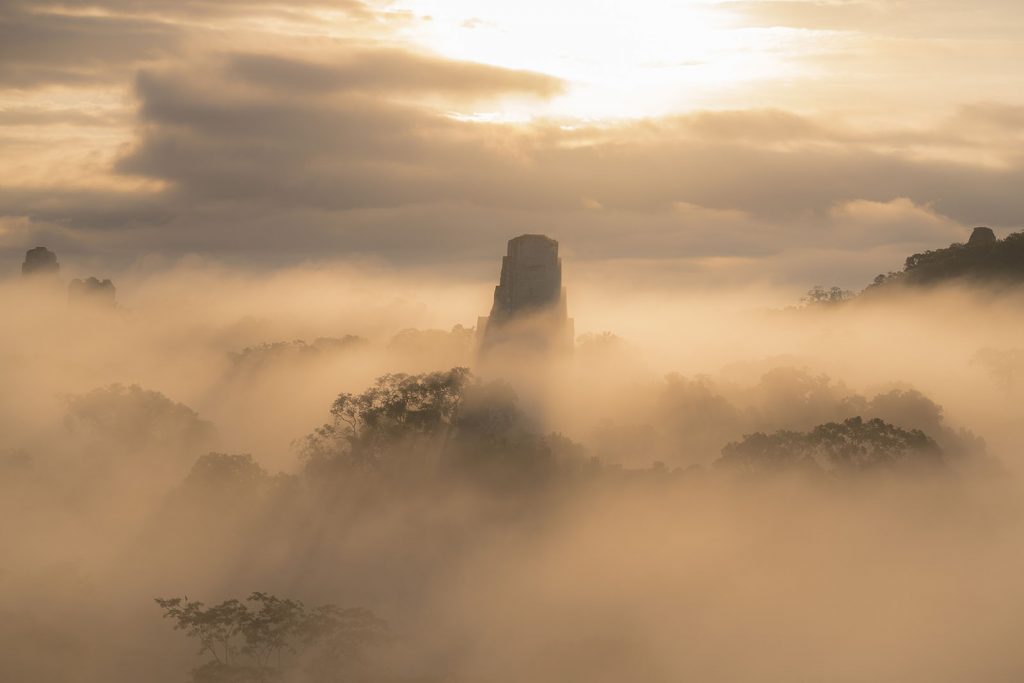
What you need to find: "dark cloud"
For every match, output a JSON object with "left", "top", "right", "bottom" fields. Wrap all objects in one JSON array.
[
  {"left": 2, "top": 0, "right": 1022, "bottom": 287},
  {"left": 111, "top": 68, "right": 1024, "bottom": 227},
  {"left": 225, "top": 51, "right": 564, "bottom": 99},
  {"left": 117, "top": 68, "right": 471, "bottom": 208},
  {"left": 2, "top": 58, "right": 1018, "bottom": 289},
  {"left": 0, "top": 4, "right": 182, "bottom": 87},
  {"left": 0, "top": 0, "right": 394, "bottom": 89},
  {"left": 0, "top": 186, "right": 172, "bottom": 231}
]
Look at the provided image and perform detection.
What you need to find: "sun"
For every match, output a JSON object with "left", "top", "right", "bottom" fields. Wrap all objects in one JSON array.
[{"left": 390, "top": 0, "right": 805, "bottom": 121}]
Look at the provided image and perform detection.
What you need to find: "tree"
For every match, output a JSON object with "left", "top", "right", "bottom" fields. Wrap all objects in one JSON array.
[
  {"left": 867, "top": 229, "right": 1024, "bottom": 289},
  {"left": 444, "top": 379, "right": 555, "bottom": 488},
  {"left": 750, "top": 367, "right": 867, "bottom": 432},
  {"left": 155, "top": 597, "right": 249, "bottom": 670},
  {"left": 716, "top": 416, "right": 942, "bottom": 476},
  {"left": 809, "top": 417, "right": 940, "bottom": 470},
  {"left": 655, "top": 373, "right": 743, "bottom": 460},
  {"left": 183, "top": 453, "right": 271, "bottom": 492},
  {"left": 300, "top": 368, "right": 471, "bottom": 473},
  {"left": 298, "top": 368, "right": 556, "bottom": 488},
  {"left": 229, "top": 337, "right": 366, "bottom": 371},
  {"left": 801, "top": 285, "right": 853, "bottom": 306},
  {"left": 333, "top": 367, "right": 469, "bottom": 447},
  {"left": 64, "top": 383, "right": 216, "bottom": 457},
  {"left": 156, "top": 593, "right": 388, "bottom": 683}
]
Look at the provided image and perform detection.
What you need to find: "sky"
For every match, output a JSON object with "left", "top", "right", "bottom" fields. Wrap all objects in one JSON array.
[{"left": 1, "top": 0, "right": 1023, "bottom": 287}]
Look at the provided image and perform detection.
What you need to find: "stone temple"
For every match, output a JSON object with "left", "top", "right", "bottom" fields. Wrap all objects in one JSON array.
[
  {"left": 22, "top": 247, "right": 60, "bottom": 277},
  {"left": 967, "top": 226, "right": 997, "bottom": 246},
  {"left": 478, "top": 234, "right": 573, "bottom": 352},
  {"left": 69, "top": 277, "right": 117, "bottom": 308}
]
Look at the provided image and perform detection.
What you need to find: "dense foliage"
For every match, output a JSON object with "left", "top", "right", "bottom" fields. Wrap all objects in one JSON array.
[
  {"left": 801, "top": 285, "right": 854, "bottom": 306},
  {"left": 869, "top": 230, "right": 1024, "bottom": 288},
  {"left": 64, "top": 383, "right": 217, "bottom": 454},
  {"left": 716, "top": 416, "right": 942, "bottom": 475},
  {"left": 155, "top": 593, "right": 387, "bottom": 683},
  {"left": 298, "top": 368, "right": 554, "bottom": 486},
  {"left": 141, "top": 366, "right": 988, "bottom": 681}
]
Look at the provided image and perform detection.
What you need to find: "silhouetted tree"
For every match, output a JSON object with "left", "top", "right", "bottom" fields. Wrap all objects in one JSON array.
[
  {"left": 300, "top": 368, "right": 471, "bottom": 474},
  {"left": 445, "top": 379, "right": 555, "bottom": 488},
  {"left": 717, "top": 416, "right": 942, "bottom": 476},
  {"left": 866, "top": 229, "right": 1024, "bottom": 289},
  {"left": 802, "top": 285, "right": 854, "bottom": 306},
  {"left": 656, "top": 373, "right": 743, "bottom": 460},
  {"left": 156, "top": 593, "right": 387, "bottom": 683},
  {"left": 299, "top": 368, "right": 555, "bottom": 488},
  {"left": 867, "top": 389, "right": 986, "bottom": 459},
  {"left": 175, "top": 453, "right": 294, "bottom": 509},
  {"left": 184, "top": 453, "right": 271, "bottom": 491},
  {"left": 229, "top": 337, "right": 366, "bottom": 371},
  {"left": 64, "top": 383, "right": 216, "bottom": 457},
  {"left": 333, "top": 368, "right": 469, "bottom": 449},
  {"left": 576, "top": 331, "right": 625, "bottom": 353},
  {"left": 750, "top": 367, "right": 867, "bottom": 432}
]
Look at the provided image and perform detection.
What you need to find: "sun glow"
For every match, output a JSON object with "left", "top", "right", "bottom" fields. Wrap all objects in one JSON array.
[{"left": 391, "top": 0, "right": 811, "bottom": 120}]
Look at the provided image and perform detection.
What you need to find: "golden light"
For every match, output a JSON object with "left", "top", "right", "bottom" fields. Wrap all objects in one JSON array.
[{"left": 391, "top": 0, "right": 814, "bottom": 120}]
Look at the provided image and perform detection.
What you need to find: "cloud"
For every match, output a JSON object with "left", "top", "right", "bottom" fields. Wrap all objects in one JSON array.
[
  {"left": 722, "top": 0, "right": 885, "bottom": 31},
  {"left": 951, "top": 103, "right": 1024, "bottom": 135},
  {"left": 0, "top": 4, "right": 183, "bottom": 87},
  {"left": 20, "top": 0, "right": 377, "bottom": 21},
  {"left": 0, "top": 0, "right": 406, "bottom": 89},
  {"left": 0, "top": 106, "right": 124, "bottom": 127},
  {"left": 680, "top": 109, "right": 831, "bottom": 143},
  {"left": 3, "top": 60, "right": 1020, "bottom": 288},
  {"left": 0, "top": 186, "right": 172, "bottom": 231},
  {"left": 1, "top": 0, "right": 1023, "bottom": 290},
  {"left": 827, "top": 198, "right": 967, "bottom": 248},
  {"left": 225, "top": 51, "right": 564, "bottom": 100},
  {"left": 723, "top": 0, "right": 1024, "bottom": 36},
  {"left": 109, "top": 71, "right": 1024, "bottom": 225}
]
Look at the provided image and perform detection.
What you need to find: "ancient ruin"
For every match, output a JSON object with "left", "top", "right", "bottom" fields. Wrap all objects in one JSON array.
[
  {"left": 69, "top": 277, "right": 117, "bottom": 308},
  {"left": 21, "top": 247, "right": 59, "bottom": 277},
  {"left": 478, "top": 234, "right": 573, "bottom": 352},
  {"left": 15, "top": 246, "right": 119, "bottom": 308},
  {"left": 967, "top": 226, "right": 997, "bottom": 246}
]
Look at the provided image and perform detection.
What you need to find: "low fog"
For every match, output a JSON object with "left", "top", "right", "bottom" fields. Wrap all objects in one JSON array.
[{"left": 2, "top": 258, "right": 1024, "bottom": 683}]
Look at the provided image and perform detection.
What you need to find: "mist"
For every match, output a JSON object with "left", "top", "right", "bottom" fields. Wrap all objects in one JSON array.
[
  {"left": 2, "top": 254, "right": 1024, "bottom": 683},
  {"left": 4, "top": 0, "right": 1024, "bottom": 678}
]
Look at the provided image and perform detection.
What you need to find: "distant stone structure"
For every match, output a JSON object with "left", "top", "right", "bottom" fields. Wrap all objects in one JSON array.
[
  {"left": 69, "top": 277, "right": 117, "bottom": 308},
  {"left": 22, "top": 247, "right": 59, "bottom": 277},
  {"left": 478, "top": 234, "right": 573, "bottom": 352},
  {"left": 866, "top": 224, "right": 1024, "bottom": 290},
  {"left": 968, "top": 226, "right": 997, "bottom": 246}
]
